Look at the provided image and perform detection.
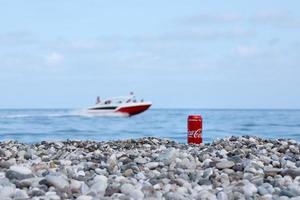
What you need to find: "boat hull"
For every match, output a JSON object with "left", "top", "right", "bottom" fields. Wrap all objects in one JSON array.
[
  {"left": 87, "top": 102, "right": 151, "bottom": 117},
  {"left": 115, "top": 103, "right": 151, "bottom": 116}
]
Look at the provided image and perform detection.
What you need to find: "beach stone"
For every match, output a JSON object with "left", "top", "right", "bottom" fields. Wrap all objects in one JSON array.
[
  {"left": 244, "top": 166, "right": 257, "bottom": 174},
  {"left": 134, "top": 157, "right": 147, "bottom": 164},
  {"left": 153, "top": 183, "right": 161, "bottom": 190},
  {"left": 260, "top": 156, "right": 272, "bottom": 164},
  {"left": 17, "top": 150, "right": 26, "bottom": 159},
  {"left": 217, "top": 191, "right": 228, "bottom": 200},
  {"left": 6, "top": 166, "right": 33, "bottom": 180},
  {"left": 0, "top": 186, "right": 15, "bottom": 198},
  {"left": 45, "top": 192, "right": 61, "bottom": 200},
  {"left": 145, "top": 162, "right": 159, "bottom": 169},
  {"left": 198, "top": 178, "right": 212, "bottom": 185},
  {"left": 272, "top": 161, "right": 281, "bottom": 168},
  {"left": 135, "top": 172, "right": 146, "bottom": 180},
  {"left": 23, "top": 151, "right": 32, "bottom": 160},
  {"left": 0, "top": 177, "right": 12, "bottom": 187},
  {"left": 278, "top": 196, "right": 291, "bottom": 200},
  {"left": 280, "top": 189, "right": 295, "bottom": 198},
  {"left": 95, "top": 168, "right": 107, "bottom": 175},
  {"left": 287, "top": 185, "right": 300, "bottom": 196},
  {"left": 280, "top": 159, "right": 287, "bottom": 168},
  {"left": 289, "top": 145, "right": 299, "bottom": 154},
  {"left": 223, "top": 168, "right": 235, "bottom": 175},
  {"left": 158, "top": 148, "right": 177, "bottom": 164},
  {"left": 14, "top": 189, "right": 29, "bottom": 199},
  {"left": 216, "top": 161, "right": 235, "bottom": 169},
  {"left": 250, "top": 175, "right": 263, "bottom": 185},
  {"left": 296, "top": 161, "right": 300, "bottom": 168},
  {"left": 70, "top": 179, "right": 82, "bottom": 193},
  {"left": 197, "top": 190, "right": 217, "bottom": 200},
  {"left": 233, "top": 191, "right": 244, "bottom": 199},
  {"left": 281, "top": 168, "right": 300, "bottom": 178},
  {"left": 59, "top": 159, "right": 72, "bottom": 166},
  {"left": 165, "top": 191, "right": 185, "bottom": 200},
  {"left": 243, "top": 181, "right": 257, "bottom": 197},
  {"left": 0, "top": 149, "right": 5, "bottom": 157},
  {"left": 4, "top": 150, "right": 12, "bottom": 158},
  {"left": 105, "top": 183, "right": 121, "bottom": 196},
  {"left": 143, "top": 144, "right": 151, "bottom": 148},
  {"left": 265, "top": 184, "right": 275, "bottom": 194},
  {"left": 9, "top": 165, "right": 32, "bottom": 174},
  {"left": 30, "top": 188, "right": 45, "bottom": 197},
  {"left": 121, "top": 183, "right": 144, "bottom": 200},
  {"left": 45, "top": 174, "right": 69, "bottom": 192},
  {"left": 134, "top": 189, "right": 147, "bottom": 199},
  {"left": 218, "top": 149, "right": 228, "bottom": 158},
  {"left": 258, "top": 186, "right": 269, "bottom": 195},
  {"left": 203, "top": 159, "right": 213, "bottom": 168},
  {"left": 261, "top": 194, "right": 273, "bottom": 200},
  {"left": 81, "top": 182, "right": 90, "bottom": 195},
  {"left": 110, "top": 193, "right": 128, "bottom": 199},
  {"left": 89, "top": 175, "right": 107, "bottom": 196},
  {"left": 180, "top": 157, "right": 196, "bottom": 169},
  {"left": 76, "top": 170, "right": 85, "bottom": 177},
  {"left": 264, "top": 167, "right": 282, "bottom": 176},
  {"left": 123, "top": 169, "right": 134, "bottom": 177},
  {"left": 203, "top": 168, "right": 213, "bottom": 179},
  {"left": 228, "top": 155, "right": 242, "bottom": 164},
  {"left": 286, "top": 160, "right": 296, "bottom": 168},
  {"left": 107, "top": 154, "right": 118, "bottom": 170},
  {"left": 219, "top": 173, "right": 230, "bottom": 186},
  {"left": 291, "top": 198, "right": 300, "bottom": 200},
  {"left": 0, "top": 160, "right": 15, "bottom": 169},
  {"left": 16, "top": 177, "right": 42, "bottom": 188},
  {"left": 271, "top": 153, "right": 279, "bottom": 160},
  {"left": 232, "top": 163, "right": 244, "bottom": 172},
  {"left": 76, "top": 195, "right": 93, "bottom": 200}
]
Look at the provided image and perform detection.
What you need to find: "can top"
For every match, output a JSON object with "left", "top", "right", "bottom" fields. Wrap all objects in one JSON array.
[{"left": 188, "top": 115, "right": 202, "bottom": 120}]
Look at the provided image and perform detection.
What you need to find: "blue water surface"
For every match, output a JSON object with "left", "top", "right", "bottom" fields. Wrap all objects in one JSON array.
[{"left": 0, "top": 109, "right": 300, "bottom": 143}]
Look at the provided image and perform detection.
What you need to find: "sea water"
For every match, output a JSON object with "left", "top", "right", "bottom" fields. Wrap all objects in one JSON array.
[{"left": 0, "top": 109, "right": 300, "bottom": 143}]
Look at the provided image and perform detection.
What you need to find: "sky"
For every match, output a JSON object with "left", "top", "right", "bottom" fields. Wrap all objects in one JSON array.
[{"left": 0, "top": 0, "right": 300, "bottom": 109}]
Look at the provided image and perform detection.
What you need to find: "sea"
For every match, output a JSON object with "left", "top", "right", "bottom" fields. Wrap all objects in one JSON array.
[{"left": 0, "top": 109, "right": 300, "bottom": 144}]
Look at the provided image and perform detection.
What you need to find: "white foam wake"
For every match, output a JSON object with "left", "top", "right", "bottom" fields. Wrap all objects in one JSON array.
[
  {"left": 71, "top": 109, "right": 129, "bottom": 117},
  {"left": 0, "top": 109, "right": 129, "bottom": 119},
  {"left": 0, "top": 112, "right": 73, "bottom": 119}
]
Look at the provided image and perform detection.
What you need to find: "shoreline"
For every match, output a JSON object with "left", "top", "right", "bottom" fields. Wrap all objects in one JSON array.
[{"left": 1, "top": 136, "right": 300, "bottom": 199}]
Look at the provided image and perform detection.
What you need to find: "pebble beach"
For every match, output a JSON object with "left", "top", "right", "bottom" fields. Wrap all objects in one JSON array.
[{"left": 1, "top": 136, "right": 300, "bottom": 200}]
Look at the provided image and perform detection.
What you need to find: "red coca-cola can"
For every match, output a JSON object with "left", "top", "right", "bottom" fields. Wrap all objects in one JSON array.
[{"left": 187, "top": 115, "right": 202, "bottom": 144}]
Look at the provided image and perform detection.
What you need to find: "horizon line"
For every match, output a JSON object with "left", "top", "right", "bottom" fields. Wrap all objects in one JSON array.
[{"left": 0, "top": 107, "right": 300, "bottom": 110}]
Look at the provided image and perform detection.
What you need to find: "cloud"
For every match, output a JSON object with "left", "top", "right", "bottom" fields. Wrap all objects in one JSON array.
[
  {"left": 250, "top": 10, "right": 300, "bottom": 28},
  {"left": 70, "top": 40, "right": 98, "bottom": 50},
  {"left": 45, "top": 52, "right": 64, "bottom": 65},
  {"left": 0, "top": 31, "right": 37, "bottom": 45},
  {"left": 179, "top": 10, "right": 300, "bottom": 29},
  {"left": 252, "top": 11, "right": 290, "bottom": 23},
  {"left": 235, "top": 45, "right": 258, "bottom": 58},
  {"left": 195, "top": 28, "right": 254, "bottom": 40},
  {"left": 268, "top": 38, "right": 280, "bottom": 46},
  {"left": 124, "top": 28, "right": 255, "bottom": 44},
  {"left": 180, "top": 13, "right": 242, "bottom": 24}
]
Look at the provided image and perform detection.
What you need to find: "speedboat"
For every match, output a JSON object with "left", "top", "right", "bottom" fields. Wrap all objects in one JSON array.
[{"left": 87, "top": 94, "right": 151, "bottom": 117}]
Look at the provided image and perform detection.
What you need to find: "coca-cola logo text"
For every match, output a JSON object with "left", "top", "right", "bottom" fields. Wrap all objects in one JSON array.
[{"left": 188, "top": 129, "right": 202, "bottom": 138}]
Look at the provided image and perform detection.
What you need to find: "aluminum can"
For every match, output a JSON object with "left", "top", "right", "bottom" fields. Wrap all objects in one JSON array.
[{"left": 187, "top": 115, "right": 202, "bottom": 144}]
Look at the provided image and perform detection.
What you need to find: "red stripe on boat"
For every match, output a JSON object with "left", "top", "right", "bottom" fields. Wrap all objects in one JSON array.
[{"left": 116, "top": 104, "right": 151, "bottom": 116}]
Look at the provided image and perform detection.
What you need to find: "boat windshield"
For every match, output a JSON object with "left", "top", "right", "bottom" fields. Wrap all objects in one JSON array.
[{"left": 101, "top": 96, "right": 136, "bottom": 105}]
